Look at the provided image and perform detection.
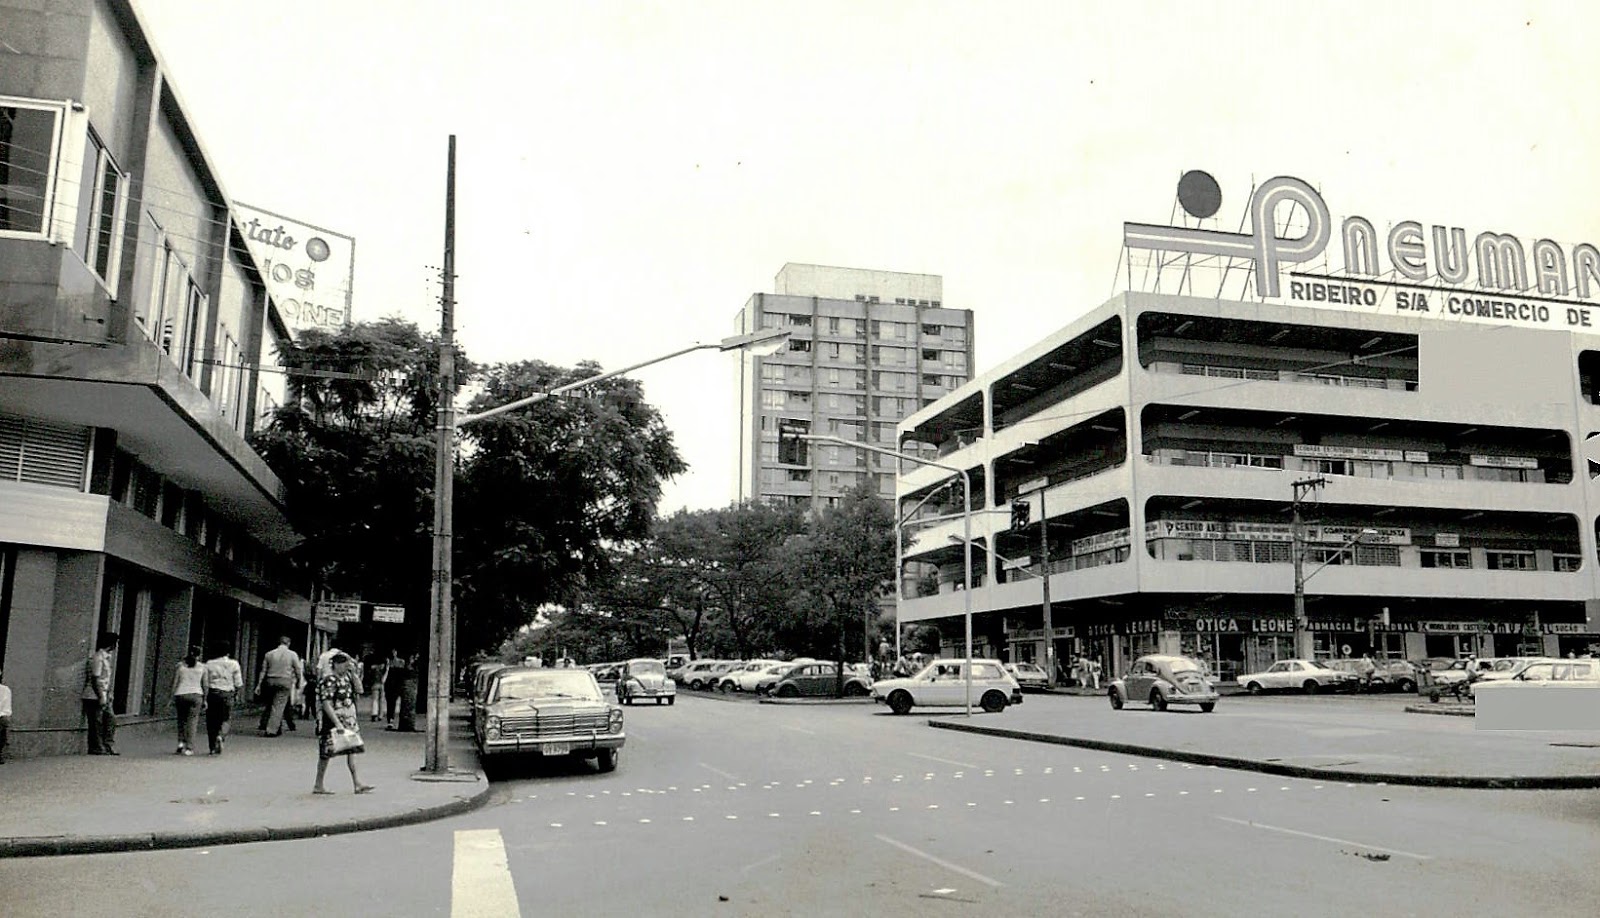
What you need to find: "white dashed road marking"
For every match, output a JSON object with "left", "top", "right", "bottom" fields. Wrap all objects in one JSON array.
[
  {"left": 453, "top": 829, "right": 521, "bottom": 918},
  {"left": 1216, "top": 816, "right": 1433, "bottom": 861},
  {"left": 876, "top": 834, "right": 1003, "bottom": 888}
]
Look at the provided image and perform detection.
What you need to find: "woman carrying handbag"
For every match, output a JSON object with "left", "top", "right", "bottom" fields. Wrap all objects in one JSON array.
[{"left": 313, "top": 653, "right": 374, "bottom": 795}]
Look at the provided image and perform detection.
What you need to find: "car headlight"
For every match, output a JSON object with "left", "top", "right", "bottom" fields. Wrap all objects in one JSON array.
[
  {"left": 486, "top": 716, "right": 501, "bottom": 739},
  {"left": 609, "top": 709, "right": 624, "bottom": 732}
]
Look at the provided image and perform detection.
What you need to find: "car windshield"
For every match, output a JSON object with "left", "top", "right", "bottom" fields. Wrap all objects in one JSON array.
[
  {"left": 494, "top": 672, "right": 602, "bottom": 703},
  {"left": 1167, "top": 658, "right": 1203, "bottom": 674},
  {"left": 630, "top": 661, "right": 666, "bottom": 676},
  {"left": 1015, "top": 664, "right": 1043, "bottom": 674}
]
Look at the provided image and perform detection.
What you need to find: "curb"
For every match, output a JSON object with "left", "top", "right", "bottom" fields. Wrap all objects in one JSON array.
[
  {"left": 927, "top": 720, "right": 1600, "bottom": 790},
  {"left": 1406, "top": 704, "right": 1475, "bottom": 718},
  {"left": 758, "top": 696, "right": 874, "bottom": 705},
  {"left": 0, "top": 775, "right": 492, "bottom": 859}
]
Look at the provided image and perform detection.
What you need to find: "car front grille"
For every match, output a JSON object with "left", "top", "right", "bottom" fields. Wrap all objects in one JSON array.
[{"left": 500, "top": 711, "right": 610, "bottom": 737}]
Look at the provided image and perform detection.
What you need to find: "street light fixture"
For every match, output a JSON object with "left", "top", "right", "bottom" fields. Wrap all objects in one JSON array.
[
  {"left": 801, "top": 434, "right": 978, "bottom": 716},
  {"left": 419, "top": 326, "right": 790, "bottom": 774}
]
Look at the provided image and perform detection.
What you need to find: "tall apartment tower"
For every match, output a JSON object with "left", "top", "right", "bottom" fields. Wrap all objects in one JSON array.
[{"left": 734, "top": 264, "right": 976, "bottom": 510}]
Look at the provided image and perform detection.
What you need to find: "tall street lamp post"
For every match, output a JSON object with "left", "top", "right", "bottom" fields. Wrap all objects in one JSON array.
[
  {"left": 800, "top": 435, "right": 977, "bottom": 716},
  {"left": 419, "top": 326, "right": 789, "bottom": 775}
]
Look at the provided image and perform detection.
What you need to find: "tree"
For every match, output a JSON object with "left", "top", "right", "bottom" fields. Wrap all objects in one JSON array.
[{"left": 787, "top": 483, "right": 896, "bottom": 694}]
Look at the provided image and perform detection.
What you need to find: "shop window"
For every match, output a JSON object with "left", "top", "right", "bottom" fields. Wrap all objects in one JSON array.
[{"left": 0, "top": 99, "right": 64, "bottom": 236}]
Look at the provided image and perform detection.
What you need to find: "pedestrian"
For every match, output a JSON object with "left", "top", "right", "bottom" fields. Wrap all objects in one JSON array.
[
  {"left": 383, "top": 649, "right": 407, "bottom": 729},
  {"left": 203, "top": 642, "right": 244, "bottom": 755},
  {"left": 313, "top": 653, "right": 374, "bottom": 796},
  {"left": 82, "top": 631, "right": 119, "bottom": 755},
  {"left": 255, "top": 635, "right": 304, "bottom": 737},
  {"left": 1088, "top": 658, "right": 1102, "bottom": 691},
  {"left": 171, "top": 645, "right": 208, "bottom": 755},
  {"left": 0, "top": 666, "right": 12, "bottom": 764},
  {"left": 368, "top": 650, "right": 388, "bottom": 723}
]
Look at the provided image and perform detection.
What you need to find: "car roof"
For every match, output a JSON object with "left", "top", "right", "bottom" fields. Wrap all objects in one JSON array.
[{"left": 1135, "top": 654, "right": 1201, "bottom": 665}]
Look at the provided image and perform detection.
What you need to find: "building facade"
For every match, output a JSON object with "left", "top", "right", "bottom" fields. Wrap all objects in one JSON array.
[
  {"left": 734, "top": 263, "right": 976, "bottom": 510},
  {"left": 1, "top": 0, "right": 311, "bottom": 757},
  {"left": 896, "top": 289, "right": 1600, "bottom": 681}
]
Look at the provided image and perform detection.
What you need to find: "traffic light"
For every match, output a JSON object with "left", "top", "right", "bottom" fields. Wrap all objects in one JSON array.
[{"left": 1010, "top": 498, "right": 1031, "bottom": 532}]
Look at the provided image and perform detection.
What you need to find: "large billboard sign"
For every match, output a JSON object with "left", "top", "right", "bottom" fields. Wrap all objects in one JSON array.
[
  {"left": 235, "top": 202, "right": 354, "bottom": 338},
  {"left": 1124, "top": 172, "right": 1600, "bottom": 331}
]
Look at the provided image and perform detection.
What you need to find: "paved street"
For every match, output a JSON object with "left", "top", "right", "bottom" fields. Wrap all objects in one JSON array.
[{"left": 4, "top": 693, "right": 1600, "bottom": 917}]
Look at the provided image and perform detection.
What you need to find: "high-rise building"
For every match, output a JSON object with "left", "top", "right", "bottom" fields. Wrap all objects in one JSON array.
[{"left": 734, "top": 264, "right": 976, "bottom": 510}]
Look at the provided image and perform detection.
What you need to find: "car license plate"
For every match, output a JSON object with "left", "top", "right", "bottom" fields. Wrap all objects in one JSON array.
[{"left": 542, "top": 742, "right": 571, "bottom": 756}]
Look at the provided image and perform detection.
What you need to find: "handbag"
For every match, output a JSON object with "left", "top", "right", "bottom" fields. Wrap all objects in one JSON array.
[{"left": 329, "top": 727, "right": 364, "bottom": 754}]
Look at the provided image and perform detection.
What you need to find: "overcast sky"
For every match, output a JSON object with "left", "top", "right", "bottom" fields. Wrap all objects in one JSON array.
[{"left": 132, "top": 0, "right": 1600, "bottom": 513}]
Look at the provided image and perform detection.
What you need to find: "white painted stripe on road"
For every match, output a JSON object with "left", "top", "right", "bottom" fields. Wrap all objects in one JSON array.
[
  {"left": 452, "top": 829, "right": 521, "bottom": 918},
  {"left": 701, "top": 762, "right": 739, "bottom": 781},
  {"left": 1216, "top": 816, "right": 1433, "bottom": 861},
  {"left": 876, "top": 834, "right": 1003, "bottom": 888},
  {"left": 907, "top": 752, "right": 977, "bottom": 769}
]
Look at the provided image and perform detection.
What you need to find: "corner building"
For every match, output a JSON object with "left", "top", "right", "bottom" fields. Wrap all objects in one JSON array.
[
  {"left": 734, "top": 264, "right": 975, "bottom": 510},
  {"left": 1, "top": 0, "right": 306, "bottom": 756},
  {"left": 896, "top": 290, "right": 1600, "bottom": 681}
]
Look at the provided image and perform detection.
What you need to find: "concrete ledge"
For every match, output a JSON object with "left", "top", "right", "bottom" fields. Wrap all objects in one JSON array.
[
  {"left": 1406, "top": 704, "right": 1475, "bottom": 717},
  {"left": 758, "top": 696, "right": 874, "bottom": 705},
  {"left": 0, "top": 776, "right": 491, "bottom": 859},
  {"left": 928, "top": 720, "right": 1600, "bottom": 790}
]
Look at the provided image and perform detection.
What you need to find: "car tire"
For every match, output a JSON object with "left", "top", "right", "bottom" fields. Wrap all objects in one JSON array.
[
  {"left": 667, "top": 696, "right": 675, "bottom": 706},
  {"left": 1109, "top": 688, "right": 1124, "bottom": 710},
  {"left": 981, "top": 690, "right": 1007, "bottom": 714},
  {"left": 656, "top": 698, "right": 663, "bottom": 705},
  {"left": 777, "top": 683, "right": 800, "bottom": 699},
  {"left": 687, "top": 679, "right": 701, "bottom": 691},
  {"left": 1246, "top": 682, "right": 1263, "bottom": 696},
  {"left": 888, "top": 691, "right": 913, "bottom": 715},
  {"left": 844, "top": 682, "right": 868, "bottom": 697},
  {"left": 1302, "top": 680, "right": 1319, "bottom": 695},
  {"left": 1150, "top": 690, "right": 1167, "bottom": 712},
  {"left": 1396, "top": 678, "right": 1416, "bottom": 694},
  {"left": 1199, "top": 702, "right": 1216, "bottom": 713},
  {"left": 596, "top": 748, "right": 618, "bottom": 773}
]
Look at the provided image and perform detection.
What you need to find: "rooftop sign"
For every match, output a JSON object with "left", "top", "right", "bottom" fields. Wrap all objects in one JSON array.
[{"left": 1124, "top": 172, "right": 1600, "bottom": 330}]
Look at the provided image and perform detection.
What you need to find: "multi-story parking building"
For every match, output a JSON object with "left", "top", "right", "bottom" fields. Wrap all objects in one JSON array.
[
  {"left": 896, "top": 175, "right": 1600, "bottom": 681},
  {"left": 1, "top": 0, "right": 309, "bottom": 756},
  {"left": 734, "top": 264, "right": 975, "bottom": 509}
]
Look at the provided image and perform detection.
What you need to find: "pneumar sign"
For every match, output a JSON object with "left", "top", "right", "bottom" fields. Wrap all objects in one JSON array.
[{"left": 1124, "top": 172, "right": 1600, "bottom": 330}]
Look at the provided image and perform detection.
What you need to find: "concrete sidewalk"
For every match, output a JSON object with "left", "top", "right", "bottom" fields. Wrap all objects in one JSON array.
[
  {"left": 0, "top": 706, "right": 486, "bottom": 858},
  {"left": 930, "top": 693, "right": 1600, "bottom": 789}
]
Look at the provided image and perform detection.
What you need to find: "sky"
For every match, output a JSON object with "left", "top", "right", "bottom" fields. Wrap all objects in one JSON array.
[{"left": 130, "top": 0, "right": 1600, "bottom": 514}]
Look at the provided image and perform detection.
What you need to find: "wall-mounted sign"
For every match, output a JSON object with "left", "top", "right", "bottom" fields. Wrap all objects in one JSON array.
[
  {"left": 1423, "top": 620, "right": 1483, "bottom": 633},
  {"left": 1435, "top": 533, "right": 1461, "bottom": 548},
  {"left": 1469, "top": 455, "right": 1539, "bottom": 469},
  {"left": 1294, "top": 444, "right": 1407, "bottom": 462},
  {"left": 1250, "top": 618, "right": 1296, "bottom": 634},
  {"left": 235, "top": 202, "right": 355, "bottom": 339},
  {"left": 1151, "top": 519, "right": 1226, "bottom": 540},
  {"left": 317, "top": 601, "right": 361, "bottom": 623},
  {"left": 1228, "top": 521, "right": 1294, "bottom": 542},
  {"left": 1544, "top": 623, "right": 1598, "bottom": 635},
  {"left": 372, "top": 604, "right": 406, "bottom": 624},
  {"left": 1306, "top": 620, "right": 1364, "bottom": 633},
  {"left": 1124, "top": 174, "right": 1600, "bottom": 331},
  {"left": 1403, "top": 451, "right": 1432, "bottom": 463},
  {"left": 1308, "top": 525, "right": 1412, "bottom": 545},
  {"left": 1071, "top": 527, "right": 1131, "bottom": 554}
]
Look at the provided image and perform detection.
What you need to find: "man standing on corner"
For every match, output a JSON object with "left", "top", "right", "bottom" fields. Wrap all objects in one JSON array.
[
  {"left": 82, "top": 632, "right": 119, "bottom": 755},
  {"left": 256, "top": 635, "right": 304, "bottom": 736}
]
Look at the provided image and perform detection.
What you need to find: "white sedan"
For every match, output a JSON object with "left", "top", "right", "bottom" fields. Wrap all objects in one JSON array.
[
  {"left": 1236, "top": 659, "right": 1359, "bottom": 695},
  {"left": 871, "top": 659, "right": 1024, "bottom": 714}
]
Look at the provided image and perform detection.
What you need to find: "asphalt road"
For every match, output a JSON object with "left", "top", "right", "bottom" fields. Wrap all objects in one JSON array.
[{"left": 5, "top": 692, "right": 1600, "bottom": 917}]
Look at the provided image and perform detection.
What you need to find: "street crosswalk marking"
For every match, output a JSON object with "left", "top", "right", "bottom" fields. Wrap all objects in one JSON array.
[{"left": 452, "top": 829, "right": 520, "bottom": 918}]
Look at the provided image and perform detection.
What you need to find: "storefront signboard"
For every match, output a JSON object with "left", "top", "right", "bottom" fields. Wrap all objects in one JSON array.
[
  {"left": 1308, "top": 525, "right": 1412, "bottom": 545},
  {"left": 1009, "top": 626, "right": 1076, "bottom": 642},
  {"left": 1403, "top": 451, "right": 1431, "bottom": 463},
  {"left": 1250, "top": 618, "right": 1296, "bottom": 634},
  {"left": 1543, "top": 623, "right": 1599, "bottom": 635},
  {"left": 1293, "top": 444, "right": 1406, "bottom": 462},
  {"left": 317, "top": 601, "right": 361, "bottom": 623},
  {"left": 1423, "top": 620, "right": 1484, "bottom": 633},
  {"left": 372, "top": 604, "right": 405, "bottom": 624},
  {"left": 1373, "top": 621, "right": 1420, "bottom": 632},
  {"left": 1085, "top": 623, "right": 1117, "bottom": 638},
  {"left": 1228, "top": 522, "right": 1294, "bottom": 542},
  {"left": 1306, "top": 619, "right": 1363, "bottom": 633},
  {"left": 1071, "top": 527, "right": 1130, "bottom": 554},
  {"left": 1469, "top": 455, "right": 1539, "bottom": 469},
  {"left": 1118, "top": 619, "right": 1164, "bottom": 635},
  {"left": 1435, "top": 533, "right": 1460, "bottom": 547},
  {"left": 235, "top": 202, "right": 355, "bottom": 338},
  {"left": 1151, "top": 519, "right": 1226, "bottom": 540}
]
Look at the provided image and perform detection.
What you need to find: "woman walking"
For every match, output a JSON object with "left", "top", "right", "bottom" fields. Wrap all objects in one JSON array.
[
  {"left": 203, "top": 642, "right": 243, "bottom": 755},
  {"left": 314, "top": 653, "right": 374, "bottom": 795},
  {"left": 171, "top": 646, "right": 208, "bottom": 755}
]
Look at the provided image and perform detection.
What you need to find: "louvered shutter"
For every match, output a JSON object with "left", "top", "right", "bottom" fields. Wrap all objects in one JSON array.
[{"left": 1, "top": 414, "right": 90, "bottom": 490}]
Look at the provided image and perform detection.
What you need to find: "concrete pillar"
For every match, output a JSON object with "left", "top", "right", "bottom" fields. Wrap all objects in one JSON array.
[{"left": 2, "top": 549, "right": 105, "bottom": 757}]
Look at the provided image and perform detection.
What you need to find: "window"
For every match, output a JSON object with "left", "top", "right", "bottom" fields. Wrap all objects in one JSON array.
[
  {"left": 788, "top": 339, "right": 811, "bottom": 353},
  {"left": 761, "top": 390, "right": 783, "bottom": 409},
  {"left": 1415, "top": 464, "right": 1463, "bottom": 480},
  {"left": 1487, "top": 551, "right": 1536, "bottom": 571},
  {"left": 922, "top": 349, "right": 938, "bottom": 362},
  {"left": 943, "top": 351, "right": 963, "bottom": 369},
  {"left": 826, "top": 342, "right": 842, "bottom": 359},
  {"left": 1421, "top": 550, "right": 1471, "bottom": 569},
  {"left": 787, "top": 469, "right": 811, "bottom": 482},
  {"left": 1554, "top": 553, "right": 1582, "bottom": 572},
  {"left": 788, "top": 314, "right": 811, "bottom": 327},
  {"left": 73, "top": 129, "right": 127, "bottom": 291},
  {"left": 922, "top": 374, "right": 942, "bottom": 388},
  {"left": 0, "top": 413, "right": 91, "bottom": 490},
  {"left": 1311, "top": 459, "right": 1349, "bottom": 476},
  {"left": 1, "top": 100, "right": 63, "bottom": 235},
  {"left": 922, "top": 324, "right": 940, "bottom": 336},
  {"left": 760, "top": 364, "right": 783, "bottom": 382},
  {"left": 827, "top": 368, "right": 840, "bottom": 387}
]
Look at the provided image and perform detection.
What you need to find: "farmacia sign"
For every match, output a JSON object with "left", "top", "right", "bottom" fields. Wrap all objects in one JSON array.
[{"left": 1124, "top": 174, "right": 1600, "bottom": 329}]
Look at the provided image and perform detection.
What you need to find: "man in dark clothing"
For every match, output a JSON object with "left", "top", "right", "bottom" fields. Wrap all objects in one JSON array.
[
  {"left": 383, "top": 650, "right": 408, "bottom": 729},
  {"left": 82, "top": 632, "right": 119, "bottom": 755}
]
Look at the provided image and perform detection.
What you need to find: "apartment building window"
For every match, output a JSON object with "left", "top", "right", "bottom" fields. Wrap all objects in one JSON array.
[
  {"left": 1420, "top": 550, "right": 1471, "bottom": 569},
  {"left": 160, "top": 482, "right": 183, "bottom": 529},
  {"left": 788, "top": 314, "right": 812, "bottom": 327},
  {"left": 761, "top": 390, "right": 783, "bottom": 409},
  {"left": 1487, "top": 550, "right": 1536, "bottom": 571},
  {"left": 73, "top": 129, "right": 127, "bottom": 292},
  {"left": 826, "top": 394, "right": 840, "bottom": 410},
  {"left": 922, "top": 324, "right": 941, "bottom": 336},
  {"left": 943, "top": 351, "right": 964, "bottom": 370},
  {"left": 943, "top": 325, "right": 963, "bottom": 342},
  {"left": 760, "top": 364, "right": 783, "bottom": 383},
  {"left": 922, "top": 374, "right": 943, "bottom": 388},
  {"left": 788, "top": 339, "right": 811, "bottom": 353},
  {"left": 826, "top": 446, "right": 840, "bottom": 465},
  {"left": 827, "top": 472, "right": 840, "bottom": 488},
  {"left": 1, "top": 99, "right": 66, "bottom": 235},
  {"left": 760, "top": 442, "right": 777, "bottom": 461},
  {"left": 922, "top": 349, "right": 939, "bottom": 362},
  {"left": 877, "top": 474, "right": 894, "bottom": 492},
  {"left": 827, "top": 317, "right": 840, "bottom": 333},
  {"left": 790, "top": 391, "right": 811, "bottom": 407},
  {"left": 0, "top": 414, "right": 91, "bottom": 490},
  {"left": 788, "top": 469, "right": 811, "bottom": 482},
  {"left": 1554, "top": 553, "right": 1582, "bottom": 572},
  {"left": 826, "top": 368, "right": 840, "bottom": 387},
  {"left": 826, "top": 342, "right": 842, "bottom": 359}
]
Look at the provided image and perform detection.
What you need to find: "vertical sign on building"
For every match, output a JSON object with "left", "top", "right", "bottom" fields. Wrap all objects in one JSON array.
[{"left": 235, "top": 202, "right": 355, "bottom": 338}]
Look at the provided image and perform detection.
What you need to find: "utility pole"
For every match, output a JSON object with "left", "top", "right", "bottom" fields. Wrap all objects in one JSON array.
[
  {"left": 1291, "top": 475, "right": 1327, "bottom": 659},
  {"left": 1037, "top": 486, "right": 1055, "bottom": 687},
  {"left": 424, "top": 135, "right": 457, "bottom": 774}
]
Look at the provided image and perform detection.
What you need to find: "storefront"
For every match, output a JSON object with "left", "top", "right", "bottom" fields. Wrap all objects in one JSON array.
[
  {"left": 1307, "top": 618, "right": 1372, "bottom": 660},
  {"left": 1115, "top": 619, "right": 1163, "bottom": 676},
  {"left": 1004, "top": 625, "right": 1075, "bottom": 679},
  {"left": 1421, "top": 620, "right": 1491, "bottom": 658},
  {"left": 1545, "top": 623, "right": 1600, "bottom": 657}
]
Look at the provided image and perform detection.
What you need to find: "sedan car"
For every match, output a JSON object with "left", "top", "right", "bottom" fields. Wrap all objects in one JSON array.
[
  {"left": 1003, "top": 662, "right": 1051, "bottom": 692},
  {"left": 769, "top": 662, "right": 872, "bottom": 698},
  {"left": 872, "top": 659, "right": 1022, "bottom": 714},
  {"left": 1109, "top": 654, "right": 1219, "bottom": 712},
  {"left": 718, "top": 659, "right": 785, "bottom": 692},
  {"left": 473, "top": 666, "right": 623, "bottom": 775},
  {"left": 677, "top": 660, "right": 733, "bottom": 690},
  {"left": 615, "top": 658, "right": 677, "bottom": 705},
  {"left": 1237, "top": 659, "right": 1360, "bottom": 694}
]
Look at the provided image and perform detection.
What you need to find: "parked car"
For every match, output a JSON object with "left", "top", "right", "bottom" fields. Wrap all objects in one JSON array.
[
  {"left": 615, "top": 658, "right": 677, "bottom": 705},
  {"left": 1461, "top": 658, "right": 1558, "bottom": 699},
  {"left": 1319, "top": 658, "right": 1384, "bottom": 691},
  {"left": 1237, "top": 659, "right": 1360, "bottom": 694},
  {"left": 1370, "top": 659, "right": 1420, "bottom": 693},
  {"left": 1109, "top": 654, "right": 1219, "bottom": 712},
  {"left": 678, "top": 660, "right": 732, "bottom": 690},
  {"left": 769, "top": 662, "right": 872, "bottom": 698},
  {"left": 665, "top": 659, "right": 691, "bottom": 683},
  {"left": 718, "top": 659, "right": 785, "bottom": 693},
  {"left": 473, "top": 666, "right": 623, "bottom": 774},
  {"left": 1475, "top": 658, "right": 1600, "bottom": 687},
  {"left": 1004, "top": 662, "right": 1051, "bottom": 692},
  {"left": 872, "top": 658, "right": 1022, "bottom": 714},
  {"left": 748, "top": 662, "right": 797, "bottom": 695}
]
